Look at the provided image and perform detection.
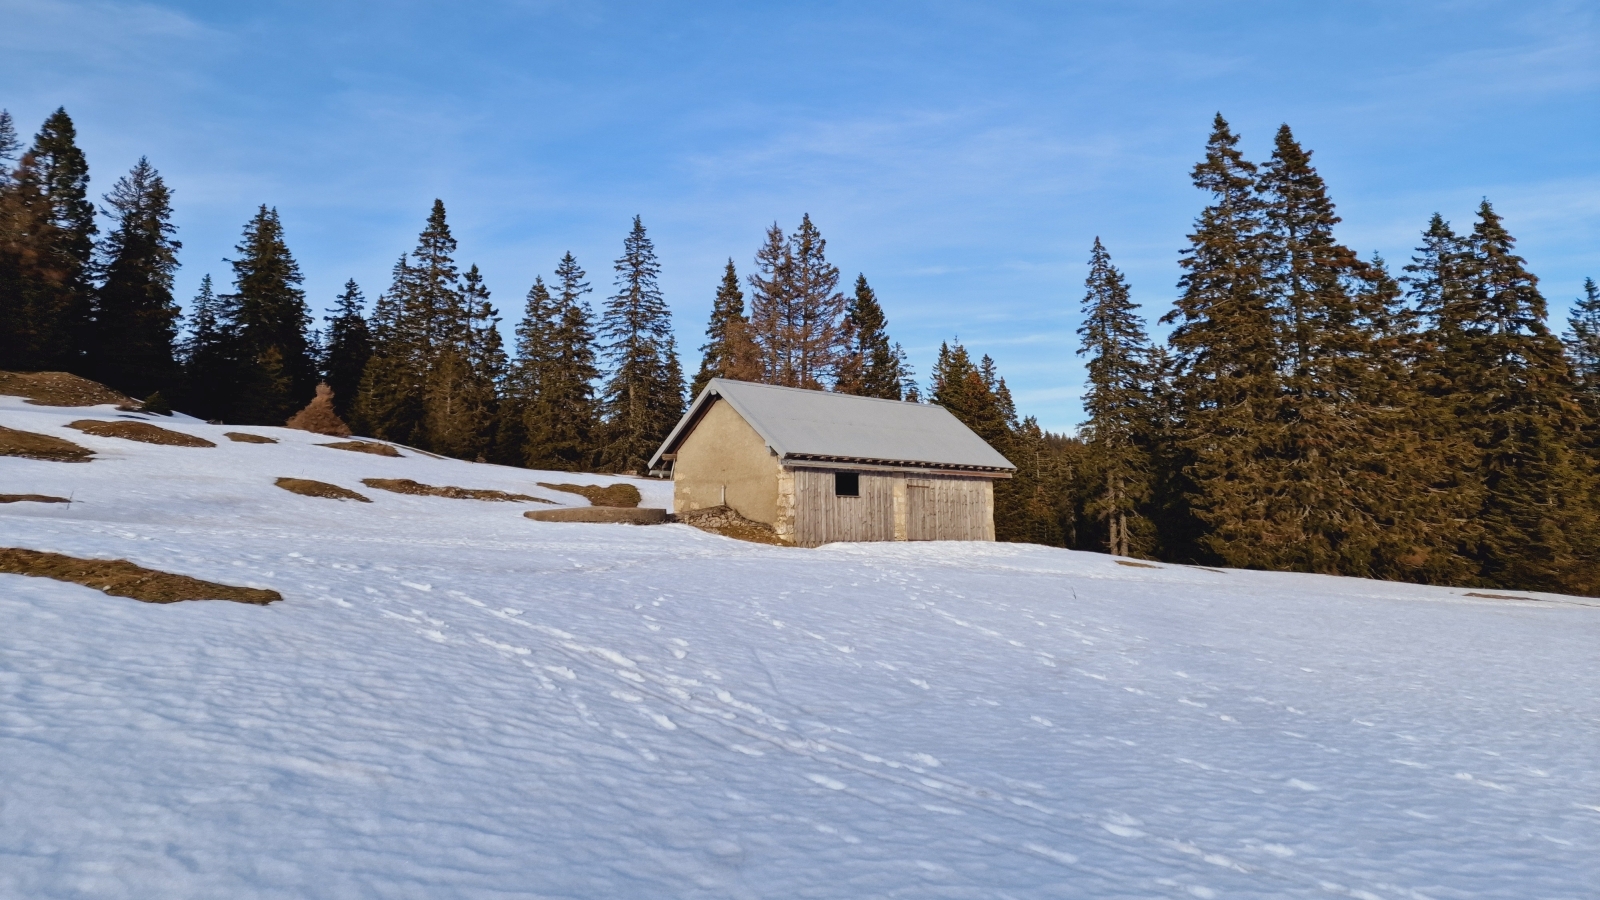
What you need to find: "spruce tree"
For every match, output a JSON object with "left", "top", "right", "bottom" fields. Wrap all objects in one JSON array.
[
  {"left": 597, "top": 217, "right": 682, "bottom": 473},
  {"left": 2, "top": 109, "right": 97, "bottom": 370},
  {"left": 323, "top": 280, "right": 372, "bottom": 422},
  {"left": 691, "top": 260, "right": 760, "bottom": 396},
  {"left": 91, "top": 157, "right": 181, "bottom": 398},
  {"left": 423, "top": 263, "right": 501, "bottom": 461},
  {"left": 746, "top": 216, "right": 848, "bottom": 388},
  {"left": 355, "top": 201, "right": 463, "bottom": 447},
  {"left": 499, "top": 275, "right": 556, "bottom": 465},
  {"left": 224, "top": 206, "right": 316, "bottom": 423},
  {"left": 1565, "top": 277, "right": 1600, "bottom": 400},
  {"left": 837, "top": 274, "right": 907, "bottom": 399},
  {"left": 0, "top": 110, "right": 17, "bottom": 176},
  {"left": 1159, "top": 114, "right": 1279, "bottom": 565},
  {"left": 177, "top": 275, "right": 241, "bottom": 421},
  {"left": 526, "top": 253, "right": 600, "bottom": 471},
  {"left": 1077, "top": 238, "right": 1154, "bottom": 558}
]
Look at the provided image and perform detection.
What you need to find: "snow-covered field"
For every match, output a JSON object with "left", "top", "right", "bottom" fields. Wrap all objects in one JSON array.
[{"left": 2, "top": 395, "right": 1598, "bottom": 900}]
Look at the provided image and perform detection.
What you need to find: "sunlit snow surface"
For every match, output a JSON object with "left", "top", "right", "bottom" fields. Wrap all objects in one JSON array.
[{"left": 2, "top": 395, "right": 1598, "bottom": 899}]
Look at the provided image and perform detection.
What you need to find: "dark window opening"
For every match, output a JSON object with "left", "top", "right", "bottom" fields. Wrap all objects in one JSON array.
[{"left": 834, "top": 472, "right": 860, "bottom": 497}]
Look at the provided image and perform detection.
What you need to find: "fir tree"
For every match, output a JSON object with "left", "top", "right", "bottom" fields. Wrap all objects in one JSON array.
[
  {"left": 323, "top": 280, "right": 372, "bottom": 423},
  {"left": 498, "top": 275, "right": 556, "bottom": 465},
  {"left": 691, "top": 259, "right": 760, "bottom": 396},
  {"left": 1160, "top": 114, "right": 1279, "bottom": 565},
  {"left": 837, "top": 274, "right": 907, "bottom": 399},
  {"left": 91, "top": 157, "right": 181, "bottom": 398},
  {"left": 526, "top": 253, "right": 600, "bottom": 471},
  {"left": 423, "top": 263, "right": 501, "bottom": 461},
  {"left": 0, "top": 110, "right": 18, "bottom": 177},
  {"left": 598, "top": 217, "right": 683, "bottom": 473},
  {"left": 1565, "top": 277, "right": 1600, "bottom": 399},
  {"left": 746, "top": 215, "right": 848, "bottom": 388},
  {"left": 1077, "top": 238, "right": 1154, "bottom": 558},
  {"left": 224, "top": 206, "right": 316, "bottom": 423},
  {"left": 0, "top": 109, "right": 97, "bottom": 370},
  {"left": 177, "top": 275, "right": 240, "bottom": 421}
]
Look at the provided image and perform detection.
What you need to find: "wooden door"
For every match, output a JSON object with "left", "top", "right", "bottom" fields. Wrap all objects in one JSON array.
[{"left": 906, "top": 480, "right": 936, "bottom": 540}]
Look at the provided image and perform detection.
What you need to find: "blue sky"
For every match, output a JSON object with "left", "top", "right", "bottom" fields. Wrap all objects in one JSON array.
[{"left": 4, "top": 0, "right": 1597, "bottom": 430}]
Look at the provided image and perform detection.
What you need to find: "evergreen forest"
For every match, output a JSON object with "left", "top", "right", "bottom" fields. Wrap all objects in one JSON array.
[{"left": 3, "top": 107, "right": 1597, "bottom": 595}]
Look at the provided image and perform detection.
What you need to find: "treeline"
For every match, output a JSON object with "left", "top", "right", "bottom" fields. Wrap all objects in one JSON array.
[
  {"left": 1041, "top": 115, "right": 1600, "bottom": 596},
  {"left": 5, "top": 106, "right": 1597, "bottom": 595},
  {"left": 0, "top": 108, "right": 915, "bottom": 475}
]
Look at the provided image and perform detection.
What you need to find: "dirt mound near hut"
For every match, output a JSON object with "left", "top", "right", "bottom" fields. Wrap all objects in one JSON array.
[
  {"left": 0, "top": 494, "right": 71, "bottom": 504},
  {"left": 0, "top": 425, "right": 95, "bottom": 462},
  {"left": 362, "top": 478, "right": 551, "bottom": 503},
  {"left": 0, "top": 547, "right": 280, "bottom": 604},
  {"left": 274, "top": 478, "right": 371, "bottom": 502},
  {"left": 0, "top": 371, "right": 134, "bottom": 407},
  {"left": 68, "top": 420, "right": 216, "bottom": 448},
  {"left": 675, "top": 505, "right": 789, "bottom": 546},
  {"left": 538, "top": 482, "right": 642, "bottom": 508}
]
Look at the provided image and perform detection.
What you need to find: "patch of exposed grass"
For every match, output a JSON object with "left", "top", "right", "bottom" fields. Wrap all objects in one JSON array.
[
  {"left": 0, "top": 494, "right": 70, "bottom": 504},
  {"left": 0, "top": 547, "right": 280, "bottom": 605},
  {"left": 1115, "top": 559, "right": 1161, "bottom": 569},
  {"left": 225, "top": 432, "right": 278, "bottom": 444},
  {"left": 675, "top": 505, "right": 789, "bottom": 546},
  {"left": 274, "top": 477, "right": 371, "bottom": 502},
  {"left": 0, "top": 370, "right": 133, "bottom": 407},
  {"left": 538, "top": 482, "right": 642, "bottom": 508},
  {"left": 0, "top": 425, "right": 95, "bottom": 462},
  {"left": 1464, "top": 591, "right": 1540, "bottom": 602},
  {"left": 362, "top": 478, "right": 552, "bottom": 503},
  {"left": 318, "top": 440, "right": 402, "bottom": 458},
  {"left": 68, "top": 420, "right": 215, "bottom": 448}
]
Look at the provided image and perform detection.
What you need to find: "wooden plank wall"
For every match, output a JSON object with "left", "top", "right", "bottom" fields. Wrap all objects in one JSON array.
[
  {"left": 906, "top": 475, "right": 993, "bottom": 542},
  {"left": 791, "top": 468, "right": 896, "bottom": 546},
  {"left": 791, "top": 468, "right": 994, "bottom": 546}
]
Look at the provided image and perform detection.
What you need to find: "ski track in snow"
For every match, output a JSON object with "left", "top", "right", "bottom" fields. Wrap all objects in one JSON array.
[{"left": 2, "top": 396, "right": 1598, "bottom": 898}]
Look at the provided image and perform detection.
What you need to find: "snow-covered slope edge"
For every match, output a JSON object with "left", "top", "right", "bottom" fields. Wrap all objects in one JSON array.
[{"left": 2, "top": 397, "right": 1597, "bottom": 899}]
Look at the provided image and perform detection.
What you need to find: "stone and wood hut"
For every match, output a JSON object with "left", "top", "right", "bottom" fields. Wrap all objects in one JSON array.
[{"left": 649, "top": 378, "right": 1015, "bottom": 546}]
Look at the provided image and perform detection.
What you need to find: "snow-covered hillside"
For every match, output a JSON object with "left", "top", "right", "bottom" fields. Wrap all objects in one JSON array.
[{"left": 2, "top": 394, "right": 1598, "bottom": 899}]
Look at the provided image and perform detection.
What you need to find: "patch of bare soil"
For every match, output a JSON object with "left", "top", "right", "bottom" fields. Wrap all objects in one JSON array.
[
  {"left": 538, "top": 482, "right": 642, "bottom": 508},
  {"left": 0, "top": 494, "right": 70, "bottom": 504},
  {"left": 0, "top": 425, "right": 95, "bottom": 462},
  {"left": 318, "top": 440, "right": 402, "bottom": 457},
  {"left": 362, "top": 478, "right": 551, "bottom": 503},
  {"left": 68, "top": 419, "right": 216, "bottom": 448},
  {"left": 0, "top": 547, "right": 280, "bottom": 605},
  {"left": 524, "top": 506, "right": 669, "bottom": 524},
  {"left": 1465, "top": 591, "right": 1541, "bottom": 602},
  {"left": 1115, "top": 559, "right": 1161, "bottom": 569},
  {"left": 225, "top": 432, "right": 278, "bottom": 444},
  {"left": 0, "top": 370, "right": 133, "bottom": 407},
  {"left": 674, "top": 505, "right": 790, "bottom": 546},
  {"left": 274, "top": 477, "right": 371, "bottom": 502}
]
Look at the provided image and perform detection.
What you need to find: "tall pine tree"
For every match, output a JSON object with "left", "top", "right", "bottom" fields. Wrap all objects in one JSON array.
[
  {"left": 323, "top": 280, "right": 372, "bottom": 422},
  {"left": 598, "top": 216, "right": 683, "bottom": 473},
  {"left": 1160, "top": 114, "right": 1279, "bottom": 565},
  {"left": 1077, "top": 238, "right": 1154, "bottom": 558},
  {"left": 691, "top": 259, "right": 760, "bottom": 396},
  {"left": 91, "top": 157, "right": 181, "bottom": 398},
  {"left": 1565, "top": 277, "right": 1600, "bottom": 404},
  {"left": 525, "top": 253, "right": 600, "bottom": 471},
  {"left": 836, "top": 274, "right": 908, "bottom": 399},
  {"left": 746, "top": 215, "right": 848, "bottom": 388},
  {"left": 224, "top": 205, "right": 316, "bottom": 423}
]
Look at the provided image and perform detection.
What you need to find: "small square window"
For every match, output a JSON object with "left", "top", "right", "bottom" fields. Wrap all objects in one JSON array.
[{"left": 834, "top": 472, "right": 860, "bottom": 497}]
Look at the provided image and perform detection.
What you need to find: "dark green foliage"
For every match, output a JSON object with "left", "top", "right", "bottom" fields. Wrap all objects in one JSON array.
[
  {"left": 1160, "top": 114, "right": 1279, "bottom": 565},
  {"left": 140, "top": 391, "right": 172, "bottom": 416},
  {"left": 691, "top": 260, "right": 759, "bottom": 396},
  {"left": 1077, "top": 238, "right": 1154, "bottom": 557},
  {"left": 746, "top": 215, "right": 848, "bottom": 388},
  {"left": 91, "top": 157, "right": 181, "bottom": 398},
  {"left": 176, "top": 275, "right": 240, "bottom": 421},
  {"left": 224, "top": 206, "right": 316, "bottom": 423},
  {"left": 524, "top": 253, "right": 600, "bottom": 471},
  {"left": 323, "top": 280, "right": 371, "bottom": 422},
  {"left": 1565, "top": 277, "right": 1600, "bottom": 405},
  {"left": 597, "top": 217, "right": 683, "bottom": 474},
  {"left": 837, "top": 274, "right": 909, "bottom": 400},
  {"left": 0, "top": 108, "right": 96, "bottom": 371}
]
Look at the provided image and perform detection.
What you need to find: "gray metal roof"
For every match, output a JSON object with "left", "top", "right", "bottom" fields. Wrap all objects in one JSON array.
[{"left": 650, "top": 378, "right": 1015, "bottom": 472}]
